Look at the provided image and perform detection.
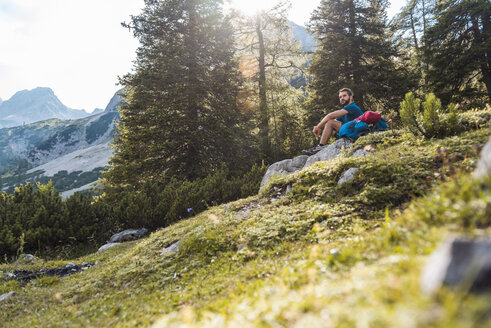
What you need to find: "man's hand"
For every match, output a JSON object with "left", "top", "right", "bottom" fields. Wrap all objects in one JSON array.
[{"left": 313, "top": 125, "right": 321, "bottom": 137}]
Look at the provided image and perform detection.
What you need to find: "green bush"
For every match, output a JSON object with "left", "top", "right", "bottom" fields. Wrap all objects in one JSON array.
[
  {"left": 400, "top": 92, "right": 461, "bottom": 138},
  {"left": 0, "top": 182, "right": 112, "bottom": 258},
  {"left": 103, "top": 164, "right": 267, "bottom": 230},
  {"left": 400, "top": 92, "right": 423, "bottom": 135},
  {"left": 0, "top": 163, "right": 270, "bottom": 257}
]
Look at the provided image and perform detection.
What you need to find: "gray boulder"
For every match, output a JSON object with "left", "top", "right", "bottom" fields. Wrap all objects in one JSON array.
[
  {"left": 18, "top": 254, "right": 38, "bottom": 264},
  {"left": 338, "top": 168, "right": 359, "bottom": 185},
  {"left": 260, "top": 139, "right": 355, "bottom": 190},
  {"left": 109, "top": 228, "right": 148, "bottom": 243},
  {"left": 421, "top": 238, "right": 491, "bottom": 294},
  {"left": 304, "top": 138, "right": 353, "bottom": 168},
  {"left": 97, "top": 242, "right": 121, "bottom": 252},
  {"left": 2, "top": 272, "right": 15, "bottom": 278},
  {"left": 260, "top": 155, "right": 309, "bottom": 188},
  {"left": 473, "top": 137, "right": 491, "bottom": 179},
  {"left": 161, "top": 241, "right": 180, "bottom": 256}
]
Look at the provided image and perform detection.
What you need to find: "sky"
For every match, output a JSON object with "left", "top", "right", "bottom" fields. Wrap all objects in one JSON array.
[{"left": 0, "top": 0, "right": 406, "bottom": 112}]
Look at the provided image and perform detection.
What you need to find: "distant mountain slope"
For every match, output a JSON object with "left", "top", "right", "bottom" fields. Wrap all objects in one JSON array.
[
  {"left": 27, "top": 110, "right": 118, "bottom": 164},
  {"left": 0, "top": 87, "right": 93, "bottom": 128},
  {"left": 0, "top": 108, "right": 118, "bottom": 166},
  {"left": 290, "top": 21, "right": 316, "bottom": 52},
  {"left": 0, "top": 90, "right": 122, "bottom": 194},
  {"left": 26, "top": 142, "right": 112, "bottom": 177}
]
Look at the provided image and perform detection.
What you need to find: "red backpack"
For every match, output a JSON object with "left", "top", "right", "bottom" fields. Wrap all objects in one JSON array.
[{"left": 356, "top": 111, "right": 382, "bottom": 124}]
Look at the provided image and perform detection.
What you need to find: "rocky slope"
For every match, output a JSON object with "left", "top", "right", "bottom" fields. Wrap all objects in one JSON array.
[
  {"left": 0, "top": 109, "right": 489, "bottom": 327},
  {"left": 0, "top": 90, "right": 121, "bottom": 194}
]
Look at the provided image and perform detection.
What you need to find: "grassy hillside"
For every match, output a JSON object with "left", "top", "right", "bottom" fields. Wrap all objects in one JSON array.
[{"left": 0, "top": 110, "right": 490, "bottom": 327}]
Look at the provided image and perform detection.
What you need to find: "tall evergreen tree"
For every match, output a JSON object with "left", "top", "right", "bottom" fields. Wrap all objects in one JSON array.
[
  {"left": 234, "top": 2, "right": 309, "bottom": 161},
  {"left": 307, "top": 0, "right": 412, "bottom": 125},
  {"left": 390, "top": 0, "right": 436, "bottom": 88},
  {"left": 104, "top": 0, "right": 252, "bottom": 192},
  {"left": 391, "top": 0, "right": 436, "bottom": 52},
  {"left": 424, "top": 0, "right": 491, "bottom": 105}
]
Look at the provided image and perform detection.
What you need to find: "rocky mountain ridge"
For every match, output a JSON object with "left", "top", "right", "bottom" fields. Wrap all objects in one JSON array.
[{"left": 0, "top": 87, "right": 97, "bottom": 129}]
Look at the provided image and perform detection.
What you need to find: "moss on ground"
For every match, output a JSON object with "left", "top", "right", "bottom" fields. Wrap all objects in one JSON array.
[{"left": 0, "top": 110, "right": 490, "bottom": 327}]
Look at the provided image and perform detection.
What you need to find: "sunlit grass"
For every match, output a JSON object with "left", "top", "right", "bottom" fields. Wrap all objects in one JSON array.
[{"left": 0, "top": 110, "right": 490, "bottom": 327}]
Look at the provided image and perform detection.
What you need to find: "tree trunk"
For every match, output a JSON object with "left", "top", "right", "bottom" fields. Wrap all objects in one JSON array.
[
  {"left": 473, "top": 14, "right": 491, "bottom": 100},
  {"left": 410, "top": 10, "right": 419, "bottom": 50},
  {"left": 185, "top": 0, "right": 200, "bottom": 177},
  {"left": 348, "top": 0, "right": 363, "bottom": 106},
  {"left": 422, "top": 0, "right": 430, "bottom": 75},
  {"left": 256, "top": 14, "right": 270, "bottom": 160}
]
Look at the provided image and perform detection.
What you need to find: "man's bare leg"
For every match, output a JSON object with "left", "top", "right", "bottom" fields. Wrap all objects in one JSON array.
[{"left": 320, "top": 120, "right": 342, "bottom": 145}]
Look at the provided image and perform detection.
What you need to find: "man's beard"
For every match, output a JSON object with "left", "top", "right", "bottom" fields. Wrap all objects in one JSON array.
[{"left": 340, "top": 98, "right": 350, "bottom": 106}]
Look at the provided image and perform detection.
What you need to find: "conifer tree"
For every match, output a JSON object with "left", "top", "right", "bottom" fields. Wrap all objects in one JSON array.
[
  {"left": 104, "top": 0, "right": 252, "bottom": 192},
  {"left": 390, "top": 0, "right": 436, "bottom": 88},
  {"left": 391, "top": 0, "right": 436, "bottom": 52},
  {"left": 307, "top": 0, "right": 411, "bottom": 124},
  {"left": 234, "top": 1, "right": 309, "bottom": 161},
  {"left": 424, "top": 0, "right": 491, "bottom": 105}
]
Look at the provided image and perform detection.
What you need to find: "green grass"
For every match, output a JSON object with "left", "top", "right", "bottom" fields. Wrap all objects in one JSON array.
[{"left": 0, "top": 110, "right": 490, "bottom": 327}]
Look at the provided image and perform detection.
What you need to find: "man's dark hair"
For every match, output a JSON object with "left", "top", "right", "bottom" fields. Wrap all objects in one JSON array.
[{"left": 339, "top": 88, "right": 353, "bottom": 97}]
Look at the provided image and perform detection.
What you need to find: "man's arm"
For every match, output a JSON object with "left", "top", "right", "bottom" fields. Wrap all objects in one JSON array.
[{"left": 313, "top": 109, "right": 348, "bottom": 136}]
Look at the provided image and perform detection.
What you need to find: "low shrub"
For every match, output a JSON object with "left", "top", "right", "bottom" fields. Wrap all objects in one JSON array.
[
  {"left": 103, "top": 164, "right": 267, "bottom": 230},
  {"left": 400, "top": 92, "right": 461, "bottom": 138},
  {"left": 0, "top": 183, "right": 112, "bottom": 258}
]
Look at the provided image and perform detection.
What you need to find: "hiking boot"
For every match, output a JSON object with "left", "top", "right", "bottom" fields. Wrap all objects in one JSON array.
[{"left": 302, "top": 145, "right": 325, "bottom": 156}]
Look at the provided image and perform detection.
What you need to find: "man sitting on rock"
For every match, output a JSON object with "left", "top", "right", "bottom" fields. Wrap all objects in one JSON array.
[{"left": 302, "top": 88, "right": 363, "bottom": 155}]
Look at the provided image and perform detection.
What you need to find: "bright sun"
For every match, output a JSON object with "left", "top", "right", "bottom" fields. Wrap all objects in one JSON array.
[{"left": 226, "top": 0, "right": 283, "bottom": 16}]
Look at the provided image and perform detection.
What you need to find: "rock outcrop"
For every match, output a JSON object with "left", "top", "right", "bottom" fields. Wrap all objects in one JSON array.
[
  {"left": 261, "top": 139, "right": 354, "bottom": 189},
  {"left": 421, "top": 238, "right": 491, "bottom": 294},
  {"left": 304, "top": 138, "right": 352, "bottom": 168},
  {"left": 260, "top": 155, "right": 309, "bottom": 188},
  {"left": 260, "top": 138, "right": 376, "bottom": 189},
  {"left": 98, "top": 228, "right": 148, "bottom": 252},
  {"left": 98, "top": 243, "right": 121, "bottom": 252},
  {"left": 109, "top": 228, "right": 148, "bottom": 243}
]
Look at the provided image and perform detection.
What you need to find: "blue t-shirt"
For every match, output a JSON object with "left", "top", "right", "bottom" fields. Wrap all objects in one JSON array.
[{"left": 336, "top": 103, "right": 363, "bottom": 124}]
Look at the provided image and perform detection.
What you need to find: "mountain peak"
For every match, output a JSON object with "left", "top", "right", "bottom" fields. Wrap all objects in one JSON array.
[
  {"left": 104, "top": 89, "right": 123, "bottom": 112},
  {"left": 0, "top": 87, "right": 90, "bottom": 128},
  {"left": 11, "top": 87, "right": 55, "bottom": 99}
]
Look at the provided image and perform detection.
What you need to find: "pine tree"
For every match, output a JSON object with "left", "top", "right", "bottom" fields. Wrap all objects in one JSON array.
[
  {"left": 390, "top": 0, "right": 436, "bottom": 88},
  {"left": 424, "top": 0, "right": 491, "bottom": 105},
  {"left": 104, "top": 0, "right": 252, "bottom": 193},
  {"left": 307, "top": 0, "right": 412, "bottom": 125},
  {"left": 233, "top": 1, "right": 309, "bottom": 161},
  {"left": 391, "top": 0, "right": 436, "bottom": 52}
]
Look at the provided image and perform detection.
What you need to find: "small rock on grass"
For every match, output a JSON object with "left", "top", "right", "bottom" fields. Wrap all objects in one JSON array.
[
  {"left": 0, "top": 292, "right": 14, "bottom": 302},
  {"left": 98, "top": 242, "right": 121, "bottom": 252},
  {"left": 338, "top": 168, "right": 359, "bottom": 185},
  {"left": 161, "top": 241, "right": 180, "bottom": 256},
  {"left": 109, "top": 228, "right": 148, "bottom": 243},
  {"left": 421, "top": 238, "right": 491, "bottom": 294},
  {"left": 473, "top": 136, "right": 491, "bottom": 178}
]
